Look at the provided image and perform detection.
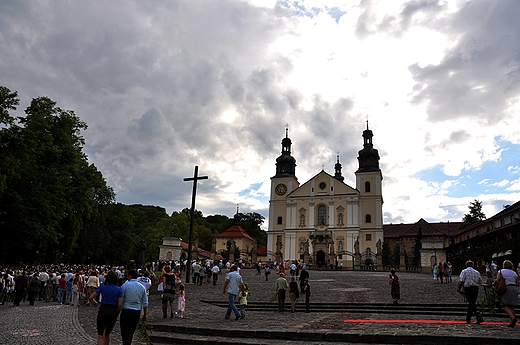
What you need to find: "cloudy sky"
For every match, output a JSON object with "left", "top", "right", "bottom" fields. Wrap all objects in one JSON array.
[{"left": 2, "top": 0, "right": 520, "bottom": 228}]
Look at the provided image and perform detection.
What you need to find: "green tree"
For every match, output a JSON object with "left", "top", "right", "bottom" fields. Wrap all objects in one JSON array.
[
  {"left": 0, "top": 92, "right": 114, "bottom": 264},
  {"left": 460, "top": 199, "right": 486, "bottom": 229},
  {"left": 0, "top": 85, "right": 20, "bottom": 194},
  {"left": 392, "top": 243, "right": 401, "bottom": 267},
  {"left": 235, "top": 212, "right": 266, "bottom": 247},
  {"left": 382, "top": 241, "right": 391, "bottom": 266}
]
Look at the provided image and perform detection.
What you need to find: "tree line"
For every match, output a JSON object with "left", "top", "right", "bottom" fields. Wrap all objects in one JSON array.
[{"left": 0, "top": 85, "right": 265, "bottom": 266}]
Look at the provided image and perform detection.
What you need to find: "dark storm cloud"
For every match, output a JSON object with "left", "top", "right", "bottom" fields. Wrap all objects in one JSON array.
[{"left": 408, "top": 0, "right": 520, "bottom": 123}]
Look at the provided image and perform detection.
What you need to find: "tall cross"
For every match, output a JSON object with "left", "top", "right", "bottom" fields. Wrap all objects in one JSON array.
[
  {"left": 285, "top": 123, "right": 289, "bottom": 137},
  {"left": 183, "top": 166, "right": 208, "bottom": 283}
]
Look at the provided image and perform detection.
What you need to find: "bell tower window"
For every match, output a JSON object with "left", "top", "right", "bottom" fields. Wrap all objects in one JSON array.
[
  {"left": 277, "top": 216, "right": 283, "bottom": 225},
  {"left": 365, "top": 181, "right": 370, "bottom": 193},
  {"left": 365, "top": 214, "right": 371, "bottom": 223}
]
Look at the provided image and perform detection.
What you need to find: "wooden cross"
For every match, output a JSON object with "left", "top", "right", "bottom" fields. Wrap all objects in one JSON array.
[{"left": 183, "top": 166, "right": 208, "bottom": 283}]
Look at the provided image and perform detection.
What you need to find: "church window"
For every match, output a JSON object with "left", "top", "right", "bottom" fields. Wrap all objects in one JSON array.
[
  {"left": 365, "top": 181, "right": 370, "bottom": 193},
  {"left": 338, "top": 241, "right": 344, "bottom": 252},
  {"left": 277, "top": 216, "right": 283, "bottom": 225},
  {"left": 338, "top": 213, "right": 343, "bottom": 225},
  {"left": 318, "top": 205, "right": 327, "bottom": 225},
  {"left": 366, "top": 234, "right": 372, "bottom": 241},
  {"left": 300, "top": 214, "right": 305, "bottom": 226},
  {"left": 365, "top": 214, "right": 371, "bottom": 223},
  {"left": 300, "top": 242, "right": 304, "bottom": 253}
]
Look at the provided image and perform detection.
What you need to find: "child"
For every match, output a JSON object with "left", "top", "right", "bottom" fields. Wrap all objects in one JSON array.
[
  {"left": 176, "top": 284, "right": 186, "bottom": 318},
  {"left": 239, "top": 283, "right": 249, "bottom": 319}
]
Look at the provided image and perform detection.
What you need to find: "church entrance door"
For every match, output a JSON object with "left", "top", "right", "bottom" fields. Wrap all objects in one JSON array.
[{"left": 316, "top": 250, "right": 325, "bottom": 268}]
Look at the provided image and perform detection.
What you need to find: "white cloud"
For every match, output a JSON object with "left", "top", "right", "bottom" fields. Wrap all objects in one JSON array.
[{"left": 0, "top": 0, "right": 519, "bottom": 224}]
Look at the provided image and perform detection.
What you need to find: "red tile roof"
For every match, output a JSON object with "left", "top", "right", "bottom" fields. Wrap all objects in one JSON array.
[
  {"left": 214, "top": 224, "right": 255, "bottom": 241},
  {"left": 257, "top": 248, "right": 267, "bottom": 256},
  {"left": 180, "top": 242, "right": 211, "bottom": 259}
]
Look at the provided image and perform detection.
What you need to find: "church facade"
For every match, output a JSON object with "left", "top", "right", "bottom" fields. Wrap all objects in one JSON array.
[{"left": 266, "top": 124, "right": 384, "bottom": 268}]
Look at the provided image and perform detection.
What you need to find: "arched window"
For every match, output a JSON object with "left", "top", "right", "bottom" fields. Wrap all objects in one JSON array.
[
  {"left": 318, "top": 205, "right": 327, "bottom": 225},
  {"left": 277, "top": 216, "right": 283, "bottom": 225},
  {"left": 365, "top": 214, "right": 371, "bottom": 223},
  {"left": 365, "top": 181, "right": 371, "bottom": 193}
]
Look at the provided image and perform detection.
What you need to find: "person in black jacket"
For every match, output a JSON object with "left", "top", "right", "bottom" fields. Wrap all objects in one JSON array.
[{"left": 299, "top": 266, "right": 309, "bottom": 293}]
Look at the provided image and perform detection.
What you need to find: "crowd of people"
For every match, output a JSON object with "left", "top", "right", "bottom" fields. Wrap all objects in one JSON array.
[
  {"left": 0, "top": 263, "right": 151, "bottom": 345},
  {"left": 1, "top": 257, "right": 519, "bottom": 345},
  {"left": 459, "top": 259, "right": 520, "bottom": 327}
]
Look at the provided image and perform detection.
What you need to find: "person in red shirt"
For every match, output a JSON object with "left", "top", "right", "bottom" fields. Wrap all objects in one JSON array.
[{"left": 57, "top": 274, "right": 67, "bottom": 304}]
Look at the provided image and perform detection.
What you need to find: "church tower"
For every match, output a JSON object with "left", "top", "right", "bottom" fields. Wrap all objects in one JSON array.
[
  {"left": 268, "top": 127, "right": 299, "bottom": 261},
  {"left": 356, "top": 121, "right": 383, "bottom": 249}
]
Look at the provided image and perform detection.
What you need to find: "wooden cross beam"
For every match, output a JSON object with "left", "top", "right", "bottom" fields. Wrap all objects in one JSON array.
[{"left": 183, "top": 165, "right": 208, "bottom": 283}]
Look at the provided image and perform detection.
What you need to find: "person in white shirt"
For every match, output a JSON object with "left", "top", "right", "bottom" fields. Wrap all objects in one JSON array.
[
  {"left": 39, "top": 270, "right": 49, "bottom": 301},
  {"left": 211, "top": 264, "right": 220, "bottom": 286},
  {"left": 459, "top": 260, "right": 483, "bottom": 324},
  {"left": 136, "top": 272, "right": 152, "bottom": 296}
]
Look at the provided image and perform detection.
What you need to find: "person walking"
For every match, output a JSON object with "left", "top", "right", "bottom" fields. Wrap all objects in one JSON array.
[
  {"left": 13, "top": 271, "right": 28, "bottom": 306},
  {"left": 299, "top": 266, "right": 309, "bottom": 294},
  {"left": 57, "top": 274, "right": 67, "bottom": 304},
  {"left": 176, "top": 284, "right": 186, "bottom": 318},
  {"left": 438, "top": 263, "right": 444, "bottom": 284},
  {"left": 238, "top": 283, "right": 248, "bottom": 319},
  {"left": 433, "top": 265, "right": 438, "bottom": 284},
  {"left": 72, "top": 274, "right": 82, "bottom": 307},
  {"left": 65, "top": 277, "right": 73, "bottom": 305},
  {"left": 89, "top": 271, "right": 123, "bottom": 345},
  {"left": 27, "top": 274, "right": 40, "bottom": 306},
  {"left": 160, "top": 265, "right": 176, "bottom": 319},
  {"left": 288, "top": 276, "right": 299, "bottom": 313},
  {"left": 496, "top": 260, "right": 519, "bottom": 327},
  {"left": 389, "top": 269, "right": 400, "bottom": 304},
  {"left": 222, "top": 265, "right": 244, "bottom": 320},
  {"left": 459, "top": 260, "right": 482, "bottom": 324},
  {"left": 264, "top": 266, "right": 270, "bottom": 281},
  {"left": 211, "top": 263, "right": 219, "bottom": 286},
  {"left": 86, "top": 271, "right": 100, "bottom": 306},
  {"left": 302, "top": 278, "right": 311, "bottom": 313},
  {"left": 120, "top": 269, "right": 148, "bottom": 345},
  {"left": 275, "top": 272, "right": 288, "bottom": 312}
]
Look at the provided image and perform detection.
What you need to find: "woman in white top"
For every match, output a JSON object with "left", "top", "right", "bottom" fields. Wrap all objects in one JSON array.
[{"left": 497, "top": 260, "right": 520, "bottom": 327}]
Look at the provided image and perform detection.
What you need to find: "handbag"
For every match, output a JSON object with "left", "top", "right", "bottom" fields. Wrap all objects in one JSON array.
[{"left": 494, "top": 274, "right": 507, "bottom": 295}]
